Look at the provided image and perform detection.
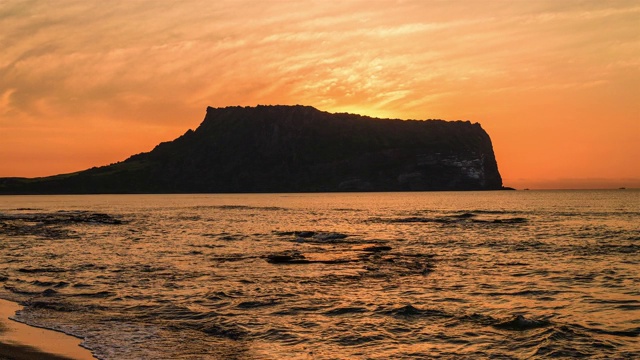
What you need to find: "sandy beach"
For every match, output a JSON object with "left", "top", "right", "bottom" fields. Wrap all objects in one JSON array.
[{"left": 0, "top": 299, "right": 94, "bottom": 360}]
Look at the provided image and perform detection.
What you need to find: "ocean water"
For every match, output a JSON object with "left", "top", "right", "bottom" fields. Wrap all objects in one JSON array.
[{"left": 0, "top": 191, "right": 638, "bottom": 359}]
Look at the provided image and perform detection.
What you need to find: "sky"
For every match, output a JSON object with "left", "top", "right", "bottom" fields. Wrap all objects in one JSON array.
[{"left": 1, "top": 0, "right": 639, "bottom": 189}]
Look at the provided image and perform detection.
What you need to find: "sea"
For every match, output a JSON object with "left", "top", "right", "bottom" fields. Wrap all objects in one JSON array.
[{"left": 0, "top": 190, "right": 638, "bottom": 359}]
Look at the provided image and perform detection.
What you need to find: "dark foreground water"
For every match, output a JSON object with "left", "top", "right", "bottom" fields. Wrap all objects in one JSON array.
[{"left": 0, "top": 191, "right": 638, "bottom": 359}]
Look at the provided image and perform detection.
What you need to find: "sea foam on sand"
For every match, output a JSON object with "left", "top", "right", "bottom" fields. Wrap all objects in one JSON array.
[{"left": 0, "top": 299, "right": 94, "bottom": 360}]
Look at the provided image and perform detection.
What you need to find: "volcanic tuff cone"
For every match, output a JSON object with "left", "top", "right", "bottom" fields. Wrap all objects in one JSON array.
[{"left": 0, "top": 105, "right": 503, "bottom": 193}]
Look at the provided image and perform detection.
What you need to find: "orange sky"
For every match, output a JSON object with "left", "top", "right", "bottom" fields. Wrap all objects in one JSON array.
[{"left": 1, "top": 1, "right": 639, "bottom": 189}]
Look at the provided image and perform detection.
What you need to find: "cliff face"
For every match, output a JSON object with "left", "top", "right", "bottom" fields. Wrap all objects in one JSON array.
[{"left": 0, "top": 105, "right": 503, "bottom": 194}]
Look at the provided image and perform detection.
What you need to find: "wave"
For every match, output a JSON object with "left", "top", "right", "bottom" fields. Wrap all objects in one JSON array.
[
  {"left": 324, "top": 306, "right": 369, "bottom": 316},
  {"left": 18, "top": 267, "right": 67, "bottom": 273},
  {"left": 235, "top": 299, "right": 280, "bottom": 309},
  {"left": 272, "top": 230, "right": 351, "bottom": 243},
  {"left": 493, "top": 314, "right": 551, "bottom": 331},
  {"left": 370, "top": 215, "right": 528, "bottom": 225},
  {"left": 195, "top": 205, "right": 288, "bottom": 211},
  {"left": 30, "top": 280, "right": 69, "bottom": 288},
  {"left": 377, "top": 304, "right": 453, "bottom": 319}
]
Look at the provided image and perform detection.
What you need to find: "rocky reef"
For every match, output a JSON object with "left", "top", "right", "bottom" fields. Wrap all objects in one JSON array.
[{"left": 0, "top": 105, "right": 504, "bottom": 194}]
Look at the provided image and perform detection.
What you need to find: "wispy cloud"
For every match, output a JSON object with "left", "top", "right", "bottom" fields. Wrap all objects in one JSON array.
[{"left": 1, "top": 0, "right": 638, "bottom": 184}]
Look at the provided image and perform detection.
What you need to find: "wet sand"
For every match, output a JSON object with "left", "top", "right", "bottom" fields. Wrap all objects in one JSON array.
[{"left": 0, "top": 299, "right": 94, "bottom": 360}]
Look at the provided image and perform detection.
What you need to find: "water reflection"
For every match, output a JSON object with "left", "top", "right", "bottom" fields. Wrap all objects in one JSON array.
[{"left": 0, "top": 191, "right": 638, "bottom": 359}]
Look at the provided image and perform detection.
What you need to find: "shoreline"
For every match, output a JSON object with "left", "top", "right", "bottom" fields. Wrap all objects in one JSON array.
[{"left": 0, "top": 299, "right": 94, "bottom": 360}]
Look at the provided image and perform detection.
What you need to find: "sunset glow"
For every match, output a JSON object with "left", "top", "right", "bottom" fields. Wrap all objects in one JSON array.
[{"left": 1, "top": 0, "right": 639, "bottom": 189}]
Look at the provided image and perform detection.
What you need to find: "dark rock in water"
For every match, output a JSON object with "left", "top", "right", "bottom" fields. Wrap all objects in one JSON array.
[
  {"left": 31, "top": 280, "right": 69, "bottom": 288},
  {"left": 360, "top": 245, "right": 392, "bottom": 252},
  {"left": 54, "top": 281, "right": 70, "bottom": 288},
  {"left": 42, "top": 288, "right": 58, "bottom": 297},
  {"left": 18, "top": 267, "right": 67, "bottom": 274},
  {"left": 0, "top": 211, "right": 124, "bottom": 240},
  {"left": 0, "top": 105, "right": 504, "bottom": 194},
  {"left": 266, "top": 250, "right": 359, "bottom": 265},
  {"left": 491, "top": 217, "right": 527, "bottom": 224},
  {"left": 296, "top": 231, "right": 316, "bottom": 238},
  {"left": 311, "top": 232, "right": 349, "bottom": 242},
  {"left": 266, "top": 250, "right": 309, "bottom": 264}
]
